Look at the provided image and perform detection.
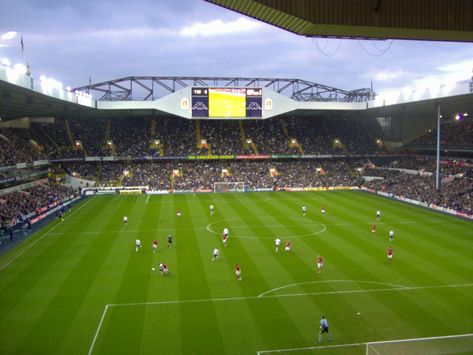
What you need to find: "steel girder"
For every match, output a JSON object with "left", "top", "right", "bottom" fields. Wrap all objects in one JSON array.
[{"left": 72, "top": 76, "right": 374, "bottom": 102}]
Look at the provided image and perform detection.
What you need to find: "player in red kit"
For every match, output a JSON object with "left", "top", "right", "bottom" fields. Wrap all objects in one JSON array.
[
  {"left": 317, "top": 255, "right": 324, "bottom": 273},
  {"left": 284, "top": 241, "right": 292, "bottom": 252},
  {"left": 222, "top": 227, "right": 229, "bottom": 247},
  {"left": 235, "top": 264, "right": 242, "bottom": 281},
  {"left": 387, "top": 247, "right": 394, "bottom": 262},
  {"left": 371, "top": 224, "right": 376, "bottom": 236},
  {"left": 152, "top": 239, "right": 158, "bottom": 253}
]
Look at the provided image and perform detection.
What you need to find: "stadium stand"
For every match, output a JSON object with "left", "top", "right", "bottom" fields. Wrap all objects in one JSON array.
[{"left": 1, "top": 113, "right": 473, "bottom": 223}]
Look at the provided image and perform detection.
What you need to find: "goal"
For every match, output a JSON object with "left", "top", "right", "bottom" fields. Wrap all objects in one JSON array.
[
  {"left": 366, "top": 333, "right": 473, "bottom": 354},
  {"left": 213, "top": 182, "right": 245, "bottom": 193}
]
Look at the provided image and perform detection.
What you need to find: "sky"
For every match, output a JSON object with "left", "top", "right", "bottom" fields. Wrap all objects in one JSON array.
[{"left": 1, "top": 0, "right": 473, "bottom": 98}]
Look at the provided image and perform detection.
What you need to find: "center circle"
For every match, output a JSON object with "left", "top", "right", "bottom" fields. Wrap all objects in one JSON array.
[{"left": 206, "top": 217, "right": 326, "bottom": 239}]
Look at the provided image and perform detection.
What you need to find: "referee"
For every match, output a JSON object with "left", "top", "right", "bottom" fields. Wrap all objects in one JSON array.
[{"left": 318, "top": 316, "right": 332, "bottom": 342}]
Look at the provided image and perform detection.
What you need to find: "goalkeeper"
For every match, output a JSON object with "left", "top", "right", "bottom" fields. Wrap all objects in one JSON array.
[{"left": 318, "top": 316, "right": 332, "bottom": 342}]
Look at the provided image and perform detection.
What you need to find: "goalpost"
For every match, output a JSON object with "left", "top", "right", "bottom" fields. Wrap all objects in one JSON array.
[
  {"left": 365, "top": 333, "right": 473, "bottom": 354},
  {"left": 213, "top": 182, "right": 245, "bottom": 193}
]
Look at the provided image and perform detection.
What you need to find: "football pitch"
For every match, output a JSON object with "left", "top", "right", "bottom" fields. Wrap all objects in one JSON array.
[{"left": 0, "top": 191, "right": 472, "bottom": 355}]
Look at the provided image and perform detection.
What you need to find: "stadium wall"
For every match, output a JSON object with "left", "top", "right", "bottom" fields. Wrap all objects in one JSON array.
[{"left": 97, "top": 87, "right": 366, "bottom": 119}]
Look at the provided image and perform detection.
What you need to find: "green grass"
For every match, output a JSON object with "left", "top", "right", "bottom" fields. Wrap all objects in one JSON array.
[{"left": 0, "top": 191, "right": 472, "bottom": 355}]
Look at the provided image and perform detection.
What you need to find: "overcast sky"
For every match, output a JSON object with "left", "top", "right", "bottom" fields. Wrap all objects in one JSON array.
[{"left": 1, "top": 0, "right": 473, "bottom": 97}]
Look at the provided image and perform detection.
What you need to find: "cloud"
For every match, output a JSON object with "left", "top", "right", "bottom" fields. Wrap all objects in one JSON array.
[
  {"left": 179, "top": 17, "right": 261, "bottom": 37},
  {"left": 438, "top": 59, "right": 473, "bottom": 74},
  {"left": 27, "top": 27, "right": 174, "bottom": 43},
  {"left": 373, "top": 70, "right": 405, "bottom": 82}
]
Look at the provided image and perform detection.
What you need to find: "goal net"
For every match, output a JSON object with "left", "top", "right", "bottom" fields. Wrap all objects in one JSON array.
[
  {"left": 366, "top": 333, "right": 473, "bottom": 354},
  {"left": 213, "top": 182, "right": 245, "bottom": 193}
]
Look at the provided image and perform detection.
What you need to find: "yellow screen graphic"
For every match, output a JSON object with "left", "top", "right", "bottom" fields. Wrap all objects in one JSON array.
[{"left": 209, "top": 88, "right": 246, "bottom": 118}]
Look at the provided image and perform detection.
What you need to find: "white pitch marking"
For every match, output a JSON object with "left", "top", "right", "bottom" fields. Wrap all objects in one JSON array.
[
  {"left": 106, "top": 282, "right": 473, "bottom": 308},
  {"left": 47, "top": 226, "right": 207, "bottom": 236},
  {"left": 87, "top": 304, "right": 110, "bottom": 355},
  {"left": 257, "top": 280, "right": 409, "bottom": 298},
  {"left": 206, "top": 216, "right": 327, "bottom": 239},
  {"left": 0, "top": 197, "right": 94, "bottom": 272},
  {"left": 145, "top": 195, "right": 150, "bottom": 204},
  {"left": 256, "top": 341, "right": 367, "bottom": 354},
  {"left": 256, "top": 332, "right": 473, "bottom": 354},
  {"left": 90, "top": 283, "right": 473, "bottom": 353}
]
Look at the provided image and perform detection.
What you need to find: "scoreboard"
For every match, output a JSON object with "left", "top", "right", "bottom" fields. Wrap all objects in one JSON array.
[{"left": 191, "top": 87, "right": 262, "bottom": 118}]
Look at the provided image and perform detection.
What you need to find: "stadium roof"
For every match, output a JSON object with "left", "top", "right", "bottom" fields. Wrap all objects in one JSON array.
[
  {"left": 204, "top": 0, "right": 473, "bottom": 42},
  {"left": 72, "top": 76, "right": 373, "bottom": 103},
  {"left": 1, "top": 75, "right": 473, "bottom": 121}
]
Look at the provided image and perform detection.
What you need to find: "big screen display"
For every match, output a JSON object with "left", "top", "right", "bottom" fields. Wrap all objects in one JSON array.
[{"left": 191, "top": 88, "right": 262, "bottom": 118}]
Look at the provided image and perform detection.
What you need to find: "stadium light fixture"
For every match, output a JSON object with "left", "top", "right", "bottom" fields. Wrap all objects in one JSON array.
[
  {"left": 13, "top": 63, "right": 27, "bottom": 75},
  {"left": 1, "top": 57, "right": 11, "bottom": 66},
  {"left": 0, "top": 31, "right": 16, "bottom": 40}
]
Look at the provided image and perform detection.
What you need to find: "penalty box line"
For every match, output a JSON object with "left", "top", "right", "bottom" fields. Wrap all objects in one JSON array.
[
  {"left": 256, "top": 333, "right": 473, "bottom": 354},
  {"left": 87, "top": 282, "right": 473, "bottom": 355}
]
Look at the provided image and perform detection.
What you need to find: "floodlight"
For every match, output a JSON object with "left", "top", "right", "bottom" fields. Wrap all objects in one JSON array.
[
  {"left": 1, "top": 31, "right": 16, "bottom": 40},
  {"left": 13, "top": 63, "right": 27, "bottom": 75},
  {"left": 1, "top": 57, "right": 11, "bottom": 66}
]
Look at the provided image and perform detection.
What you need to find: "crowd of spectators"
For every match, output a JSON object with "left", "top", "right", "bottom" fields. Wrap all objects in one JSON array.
[
  {"left": 0, "top": 128, "right": 45, "bottom": 164},
  {"left": 62, "top": 159, "right": 365, "bottom": 191},
  {"left": 0, "top": 183, "right": 74, "bottom": 227},
  {"left": 2, "top": 114, "right": 473, "bottom": 218},
  {"left": 59, "top": 155, "right": 470, "bottom": 215},
  {"left": 0, "top": 116, "right": 389, "bottom": 166},
  {"left": 371, "top": 155, "right": 473, "bottom": 177},
  {"left": 363, "top": 170, "right": 473, "bottom": 215},
  {"left": 408, "top": 117, "right": 473, "bottom": 149}
]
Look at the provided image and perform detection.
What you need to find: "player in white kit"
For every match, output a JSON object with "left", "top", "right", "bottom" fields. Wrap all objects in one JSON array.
[{"left": 275, "top": 237, "right": 282, "bottom": 252}]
